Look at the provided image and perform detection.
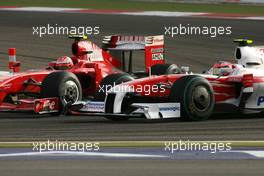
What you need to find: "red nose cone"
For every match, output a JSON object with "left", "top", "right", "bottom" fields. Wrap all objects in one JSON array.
[{"left": 8, "top": 48, "right": 16, "bottom": 56}]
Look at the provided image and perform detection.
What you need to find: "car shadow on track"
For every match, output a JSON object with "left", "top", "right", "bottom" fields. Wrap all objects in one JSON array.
[
  {"left": 61, "top": 113, "right": 264, "bottom": 124},
  {"left": 0, "top": 112, "right": 263, "bottom": 124},
  {"left": 0, "top": 112, "right": 54, "bottom": 119}
]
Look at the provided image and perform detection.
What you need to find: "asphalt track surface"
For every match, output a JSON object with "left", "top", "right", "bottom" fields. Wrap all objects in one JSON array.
[
  {"left": 0, "top": 159, "right": 263, "bottom": 176},
  {"left": 0, "top": 10, "right": 264, "bottom": 176}
]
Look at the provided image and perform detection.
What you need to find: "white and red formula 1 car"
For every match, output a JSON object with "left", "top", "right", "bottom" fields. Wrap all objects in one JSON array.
[{"left": 69, "top": 39, "right": 264, "bottom": 121}]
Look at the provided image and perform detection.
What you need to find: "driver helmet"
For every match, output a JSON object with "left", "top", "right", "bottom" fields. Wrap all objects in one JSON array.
[
  {"left": 208, "top": 61, "right": 237, "bottom": 76},
  {"left": 55, "top": 56, "right": 74, "bottom": 70}
]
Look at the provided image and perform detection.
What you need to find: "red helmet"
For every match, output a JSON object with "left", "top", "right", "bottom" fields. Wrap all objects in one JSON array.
[{"left": 54, "top": 56, "right": 74, "bottom": 70}]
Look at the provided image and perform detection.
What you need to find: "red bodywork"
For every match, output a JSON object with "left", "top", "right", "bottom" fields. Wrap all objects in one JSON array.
[
  {"left": 121, "top": 73, "right": 261, "bottom": 104},
  {"left": 0, "top": 35, "right": 165, "bottom": 113},
  {"left": 0, "top": 38, "right": 118, "bottom": 112}
]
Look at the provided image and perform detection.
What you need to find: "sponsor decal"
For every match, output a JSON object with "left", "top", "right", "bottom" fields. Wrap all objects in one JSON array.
[
  {"left": 227, "top": 76, "right": 242, "bottom": 82},
  {"left": 151, "top": 48, "right": 164, "bottom": 53},
  {"left": 153, "top": 38, "right": 164, "bottom": 44},
  {"left": 152, "top": 53, "right": 164, "bottom": 61},
  {"left": 34, "top": 98, "right": 59, "bottom": 113},
  {"left": 40, "top": 100, "right": 56, "bottom": 112},
  {"left": 257, "top": 96, "right": 264, "bottom": 106},
  {"left": 159, "top": 106, "right": 180, "bottom": 112},
  {"left": 145, "top": 35, "right": 164, "bottom": 46},
  {"left": 117, "top": 36, "right": 145, "bottom": 43},
  {"left": 82, "top": 101, "right": 104, "bottom": 112}
]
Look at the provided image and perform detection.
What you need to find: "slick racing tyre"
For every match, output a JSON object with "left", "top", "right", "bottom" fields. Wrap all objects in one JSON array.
[
  {"left": 95, "top": 73, "right": 134, "bottom": 101},
  {"left": 150, "top": 64, "right": 180, "bottom": 75},
  {"left": 169, "top": 75, "right": 215, "bottom": 121},
  {"left": 40, "top": 71, "right": 82, "bottom": 112}
]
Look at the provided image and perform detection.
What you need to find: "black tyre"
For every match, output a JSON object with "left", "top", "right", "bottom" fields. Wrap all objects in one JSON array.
[
  {"left": 150, "top": 64, "right": 180, "bottom": 75},
  {"left": 95, "top": 73, "right": 134, "bottom": 101},
  {"left": 169, "top": 75, "right": 214, "bottom": 121},
  {"left": 40, "top": 71, "right": 82, "bottom": 111}
]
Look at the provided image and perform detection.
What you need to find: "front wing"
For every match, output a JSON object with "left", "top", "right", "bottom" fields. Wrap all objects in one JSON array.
[
  {"left": 0, "top": 97, "right": 59, "bottom": 114},
  {"left": 69, "top": 101, "right": 181, "bottom": 119}
]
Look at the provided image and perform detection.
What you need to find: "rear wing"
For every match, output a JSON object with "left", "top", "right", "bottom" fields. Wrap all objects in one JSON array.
[{"left": 102, "top": 35, "right": 165, "bottom": 72}]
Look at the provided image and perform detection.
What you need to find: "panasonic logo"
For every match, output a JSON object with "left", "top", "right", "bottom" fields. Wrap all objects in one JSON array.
[{"left": 159, "top": 107, "right": 180, "bottom": 112}]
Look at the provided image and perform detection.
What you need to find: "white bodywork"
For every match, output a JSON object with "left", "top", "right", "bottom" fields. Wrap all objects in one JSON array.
[
  {"left": 107, "top": 85, "right": 181, "bottom": 119},
  {"left": 78, "top": 101, "right": 105, "bottom": 112},
  {"left": 76, "top": 83, "right": 181, "bottom": 119},
  {"left": 220, "top": 44, "right": 264, "bottom": 111},
  {"left": 236, "top": 46, "right": 264, "bottom": 68},
  {"left": 0, "top": 71, "right": 13, "bottom": 82},
  {"left": 0, "top": 71, "right": 10, "bottom": 76},
  {"left": 132, "top": 103, "right": 180, "bottom": 119},
  {"left": 75, "top": 100, "right": 181, "bottom": 119}
]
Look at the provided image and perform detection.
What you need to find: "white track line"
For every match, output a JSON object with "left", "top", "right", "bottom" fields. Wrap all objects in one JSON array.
[
  {"left": 0, "top": 7, "right": 82, "bottom": 12},
  {"left": 0, "top": 151, "right": 166, "bottom": 158},
  {"left": 121, "top": 11, "right": 207, "bottom": 17},
  {"left": 0, "top": 7, "right": 264, "bottom": 20},
  {"left": 242, "top": 16, "right": 264, "bottom": 20},
  {"left": 233, "top": 150, "right": 264, "bottom": 158},
  {"left": 1, "top": 150, "right": 264, "bottom": 158}
]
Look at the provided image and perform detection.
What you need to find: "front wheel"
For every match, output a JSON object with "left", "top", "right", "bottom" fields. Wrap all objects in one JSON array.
[
  {"left": 169, "top": 75, "right": 215, "bottom": 121},
  {"left": 40, "top": 71, "right": 82, "bottom": 112}
]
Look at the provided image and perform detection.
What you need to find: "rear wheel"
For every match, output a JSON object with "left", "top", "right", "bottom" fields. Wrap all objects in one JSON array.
[
  {"left": 40, "top": 71, "right": 82, "bottom": 113},
  {"left": 150, "top": 64, "right": 180, "bottom": 75},
  {"left": 169, "top": 75, "right": 214, "bottom": 121}
]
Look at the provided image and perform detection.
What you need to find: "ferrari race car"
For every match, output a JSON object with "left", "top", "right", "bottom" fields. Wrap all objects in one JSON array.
[
  {"left": 69, "top": 39, "right": 264, "bottom": 121},
  {"left": 0, "top": 35, "right": 179, "bottom": 114}
]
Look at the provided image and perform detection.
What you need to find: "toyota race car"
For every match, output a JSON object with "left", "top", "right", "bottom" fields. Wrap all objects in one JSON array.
[
  {"left": 0, "top": 35, "right": 177, "bottom": 114},
  {"left": 69, "top": 39, "right": 264, "bottom": 121}
]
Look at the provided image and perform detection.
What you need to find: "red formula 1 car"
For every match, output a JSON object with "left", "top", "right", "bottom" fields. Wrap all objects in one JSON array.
[
  {"left": 69, "top": 39, "right": 264, "bottom": 121},
  {"left": 0, "top": 35, "right": 179, "bottom": 114}
]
